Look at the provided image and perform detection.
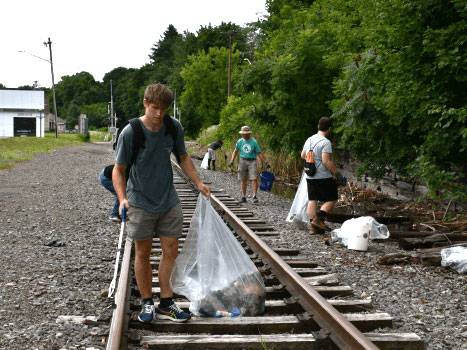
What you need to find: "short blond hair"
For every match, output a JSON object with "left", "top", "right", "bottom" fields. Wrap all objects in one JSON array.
[{"left": 144, "top": 83, "right": 174, "bottom": 109}]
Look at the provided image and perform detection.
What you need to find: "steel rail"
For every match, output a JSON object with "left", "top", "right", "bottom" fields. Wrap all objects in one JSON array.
[
  {"left": 210, "top": 195, "right": 379, "bottom": 349},
  {"left": 172, "top": 160, "right": 379, "bottom": 350},
  {"left": 106, "top": 238, "right": 132, "bottom": 350}
]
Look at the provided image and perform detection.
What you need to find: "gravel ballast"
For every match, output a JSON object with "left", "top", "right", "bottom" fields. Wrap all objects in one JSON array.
[{"left": 0, "top": 142, "right": 465, "bottom": 349}]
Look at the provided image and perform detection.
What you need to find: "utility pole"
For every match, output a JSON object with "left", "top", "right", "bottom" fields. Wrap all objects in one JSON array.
[
  {"left": 43, "top": 37, "right": 58, "bottom": 138},
  {"left": 227, "top": 31, "right": 233, "bottom": 99}
]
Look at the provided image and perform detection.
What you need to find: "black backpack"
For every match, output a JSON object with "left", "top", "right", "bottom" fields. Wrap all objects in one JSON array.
[
  {"left": 114, "top": 116, "right": 181, "bottom": 180},
  {"left": 304, "top": 138, "right": 325, "bottom": 177}
]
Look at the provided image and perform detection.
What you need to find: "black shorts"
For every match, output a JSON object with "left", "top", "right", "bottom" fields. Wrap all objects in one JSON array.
[{"left": 306, "top": 178, "right": 338, "bottom": 202}]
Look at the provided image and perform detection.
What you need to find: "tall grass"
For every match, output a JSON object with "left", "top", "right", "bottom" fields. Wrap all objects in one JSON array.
[
  {"left": 0, "top": 133, "right": 83, "bottom": 170},
  {"left": 198, "top": 125, "right": 220, "bottom": 146},
  {"left": 89, "top": 130, "right": 112, "bottom": 142}
]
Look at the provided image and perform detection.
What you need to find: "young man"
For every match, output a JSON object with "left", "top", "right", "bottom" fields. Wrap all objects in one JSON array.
[
  {"left": 113, "top": 83, "right": 210, "bottom": 323},
  {"left": 207, "top": 140, "right": 223, "bottom": 170},
  {"left": 229, "top": 125, "right": 267, "bottom": 203},
  {"left": 301, "top": 117, "right": 338, "bottom": 234}
]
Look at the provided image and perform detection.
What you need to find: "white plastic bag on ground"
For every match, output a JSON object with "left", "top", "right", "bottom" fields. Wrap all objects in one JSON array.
[
  {"left": 286, "top": 172, "right": 309, "bottom": 229},
  {"left": 171, "top": 194, "right": 266, "bottom": 317},
  {"left": 331, "top": 216, "right": 390, "bottom": 249},
  {"left": 441, "top": 246, "right": 467, "bottom": 274},
  {"left": 200, "top": 152, "right": 209, "bottom": 169}
]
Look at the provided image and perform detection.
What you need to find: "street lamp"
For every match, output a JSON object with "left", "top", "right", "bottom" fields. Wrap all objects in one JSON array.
[
  {"left": 18, "top": 39, "right": 59, "bottom": 138},
  {"left": 243, "top": 58, "right": 252, "bottom": 65}
]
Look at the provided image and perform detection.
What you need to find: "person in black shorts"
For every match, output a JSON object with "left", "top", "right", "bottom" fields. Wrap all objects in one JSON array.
[{"left": 301, "top": 117, "right": 338, "bottom": 234}]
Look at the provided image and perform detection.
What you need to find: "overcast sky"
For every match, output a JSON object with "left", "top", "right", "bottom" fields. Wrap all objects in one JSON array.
[{"left": 1, "top": 0, "right": 267, "bottom": 89}]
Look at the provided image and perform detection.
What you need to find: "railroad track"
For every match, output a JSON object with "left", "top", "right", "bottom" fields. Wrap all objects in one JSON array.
[{"left": 106, "top": 162, "right": 425, "bottom": 350}]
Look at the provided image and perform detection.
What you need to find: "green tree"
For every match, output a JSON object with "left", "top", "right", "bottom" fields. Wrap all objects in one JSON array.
[
  {"left": 102, "top": 66, "right": 155, "bottom": 122},
  {"left": 65, "top": 101, "right": 81, "bottom": 128},
  {"left": 54, "top": 71, "right": 104, "bottom": 127},
  {"left": 149, "top": 24, "right": 184, "bottom": 84},
  {"left": 81, "top": 102, "right": 108, "bottom": 129},
  {"left": 329, "top": 0, "right": 466, "bottom": 199},
  {"left": 180, "top": 47, "right": 239, "bottom": 136},
  {"left": 224, "top": 3, "right": 335, "bottom": 153}
]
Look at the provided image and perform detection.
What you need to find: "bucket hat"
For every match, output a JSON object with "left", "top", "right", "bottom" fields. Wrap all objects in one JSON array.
[{"left": 239, "top": 125, "right": 252, "bottom": 134}]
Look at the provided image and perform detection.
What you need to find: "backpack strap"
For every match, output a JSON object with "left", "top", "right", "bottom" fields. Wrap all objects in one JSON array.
[
  {"left": 309, "top": 137, "right": 326, "bottom": 169},
  {"left": 163, "top": 115, "right": 181, "bottom": 163},
  {"left": 124, "top": 117, "right": 180, "bottom": 181},
  {"left": 113, "top": 120, "right": 129, "bottom": 150},
  {"left": 125, "top": 118, "right": 145, "bottom": 180}
]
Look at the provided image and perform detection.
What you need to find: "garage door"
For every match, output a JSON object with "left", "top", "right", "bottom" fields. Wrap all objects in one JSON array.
[{"left": 14, "top": 117, "right": 36, "bottom": 136}]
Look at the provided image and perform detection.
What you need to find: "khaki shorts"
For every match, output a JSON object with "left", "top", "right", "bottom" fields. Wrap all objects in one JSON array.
[
  {"left": 127, "top": 204, "right": 183, "bottom": 240},
  {"left": 238, "top": 158, "right": 257, "bottom": 181}
]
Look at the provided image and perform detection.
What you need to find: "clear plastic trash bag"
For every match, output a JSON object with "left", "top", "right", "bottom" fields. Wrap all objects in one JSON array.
[
  {"left": 441, "top": 246, "right": 467, "bottom": 274},
  {"left": 200, "top": 152, "right": 209, "bottom": 169},
  {"left": 286, "top": 172, "right": 309, "bottom": 229},
  {"left": 331, "top": 216, "right": 390, "bottom": 247},
  {"left": 170, "top": 194, "right": 266, "bottom": 317}
]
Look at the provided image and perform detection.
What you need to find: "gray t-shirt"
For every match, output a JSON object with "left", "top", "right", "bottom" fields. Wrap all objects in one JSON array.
[
  {"left": 302, "top": 134, "right": 333, "bottom": 179},
  {"left": 115, "top": 117, "right": 187, "bottom": 213}
]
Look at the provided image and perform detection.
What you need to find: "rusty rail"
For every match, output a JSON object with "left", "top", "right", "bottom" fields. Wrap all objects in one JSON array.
[{"left": 106, "top": 238, "right": 133, "bottom": 350}]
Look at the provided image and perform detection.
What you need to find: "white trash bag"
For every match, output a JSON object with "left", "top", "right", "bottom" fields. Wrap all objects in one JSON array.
[
  {"left": 200, "top": 152, "right": 209, "bottom": 169},
  {"left": 441, "top": 246, "right": 467, "bottom": 274},
  {"left": 171, "top": 194, "right": 266, "bottom": 317},
  {"left": 331, "top": 216, "right": 390, "bottom": 251},
  {"left": 286, "top": 172, "right": 309, "bottom": 229}
]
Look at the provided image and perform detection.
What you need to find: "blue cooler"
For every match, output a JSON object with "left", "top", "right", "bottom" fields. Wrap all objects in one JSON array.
[{"left": 259, "top": 171, "right": 275, "bottom": 192}]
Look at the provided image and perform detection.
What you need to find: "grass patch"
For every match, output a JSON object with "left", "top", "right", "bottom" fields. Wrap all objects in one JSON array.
[
  {"left": 0, "top": 133, "right": 83, "bottom": 170},
  {"left": 89, "top": 130, "right": 112, "bottom": 142}
]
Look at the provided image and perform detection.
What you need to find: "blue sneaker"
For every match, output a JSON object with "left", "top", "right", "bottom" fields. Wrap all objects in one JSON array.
[
  {"left": 137, "top": 302, "right": 155, "bottom": 323},
  {"left": 155, "top": 302, "right": 191, "bottom": 322}
]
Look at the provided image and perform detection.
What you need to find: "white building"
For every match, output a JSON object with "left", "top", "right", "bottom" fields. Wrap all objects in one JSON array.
[{"left": 0, "top": 89, "right": 45, "bottom": 137}]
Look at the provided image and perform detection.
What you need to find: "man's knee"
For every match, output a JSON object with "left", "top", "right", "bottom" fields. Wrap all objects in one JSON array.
[
  {"left": 135, "top": 239, "right": 152, "bottom": 261},
  {"left": 160, "top": 239, "right": 179, "bottom": 260}
]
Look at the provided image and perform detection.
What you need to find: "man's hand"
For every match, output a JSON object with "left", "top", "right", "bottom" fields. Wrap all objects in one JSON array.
[
  {"left": 197, "top": 182, "right": 211, "bottom": 197},
  {"left": 119, "top": 199, "right": 129, "bottom": 217}
]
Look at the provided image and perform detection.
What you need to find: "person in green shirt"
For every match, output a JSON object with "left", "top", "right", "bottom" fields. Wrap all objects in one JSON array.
[{"left": 229, "top": 125, "right": 268, "bottom": 203}]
